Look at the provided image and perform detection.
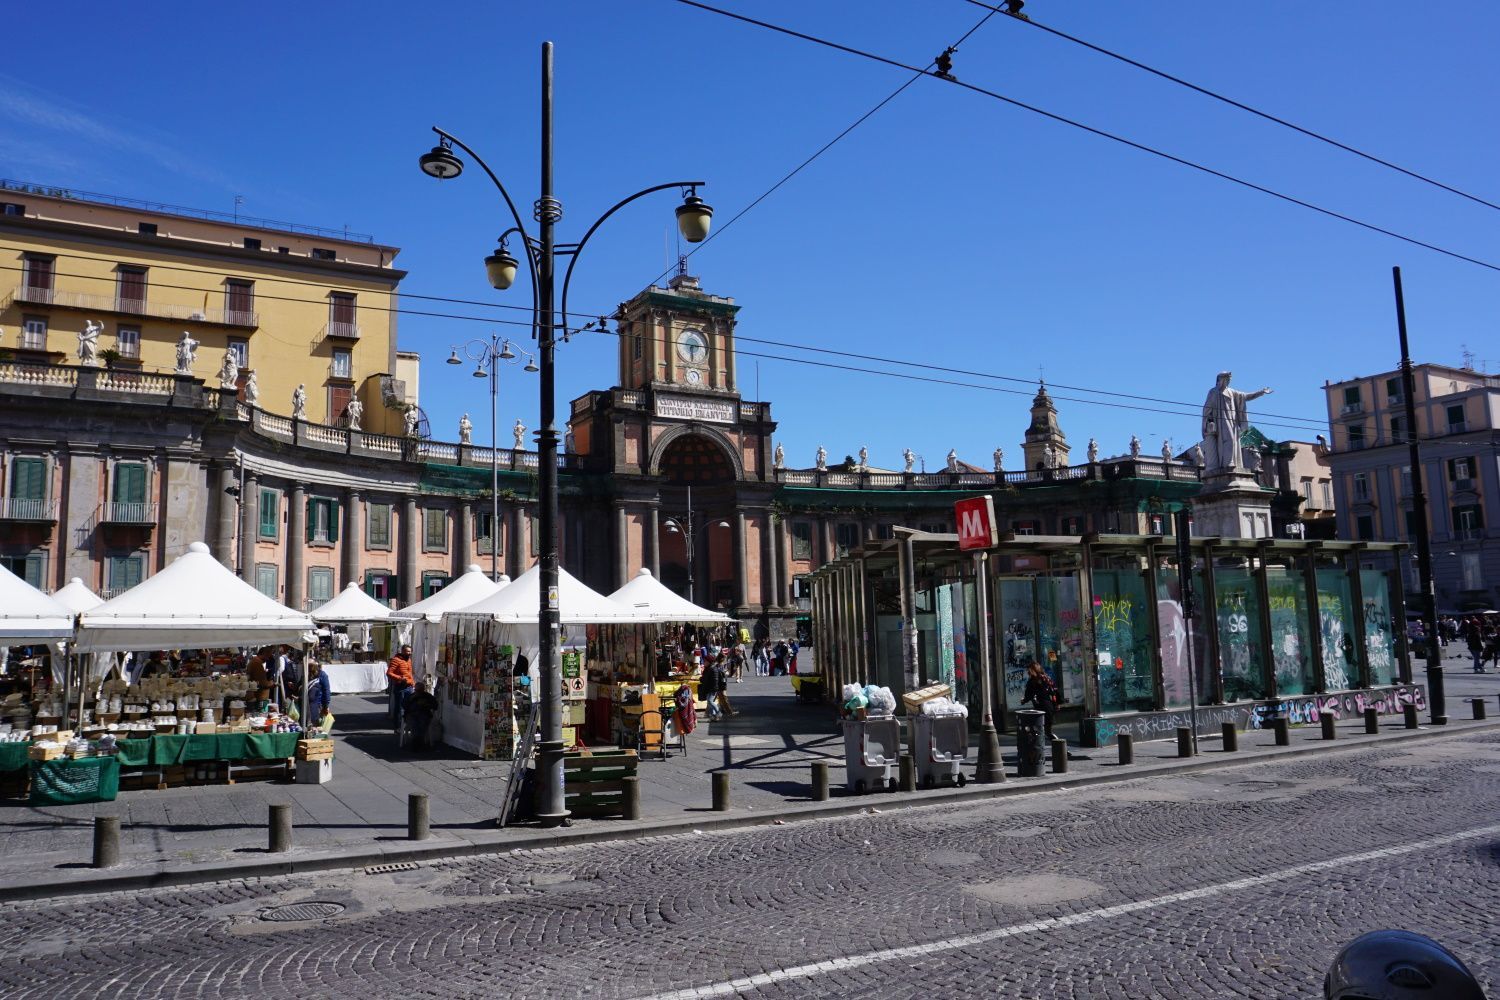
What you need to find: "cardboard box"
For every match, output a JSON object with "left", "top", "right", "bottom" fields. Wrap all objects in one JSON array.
[{"left": 294, "top": 757, "right": 332, "bottom": 784}]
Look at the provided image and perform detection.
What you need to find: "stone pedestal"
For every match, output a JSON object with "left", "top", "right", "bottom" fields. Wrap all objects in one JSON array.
[{"left": 1192, "top": 473, "right": 1274, "bottom": 539}]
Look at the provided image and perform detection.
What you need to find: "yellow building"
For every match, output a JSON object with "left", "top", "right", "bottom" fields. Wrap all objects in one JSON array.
[{"left": 0, "top": 179, "right": 409, "bottom": 433}]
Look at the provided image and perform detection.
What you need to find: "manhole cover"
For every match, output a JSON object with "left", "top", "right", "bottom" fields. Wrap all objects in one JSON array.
[
  {"left": 366, "top": 862, "right": 420, "bottom": 875},
  {"left": 261, "top": 901, "right": 346, "bottom": 922}
]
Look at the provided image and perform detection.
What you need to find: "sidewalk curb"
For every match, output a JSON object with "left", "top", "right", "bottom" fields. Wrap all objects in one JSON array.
[{"left": 5, "top": 717, "right": 1496, "bottom": 903}]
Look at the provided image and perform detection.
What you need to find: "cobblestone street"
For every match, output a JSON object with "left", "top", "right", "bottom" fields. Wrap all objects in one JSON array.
[{"left": 0, "top": 726, "right": 1495, "bottom": 998}]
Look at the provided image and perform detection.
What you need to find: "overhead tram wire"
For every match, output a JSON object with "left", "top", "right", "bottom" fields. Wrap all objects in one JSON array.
[
  {"left": 667, "top": 0, "right": 1500, "bottom": 276},
  {"left": 963, "top": 0, "right": 1500, "bottom": 215}
]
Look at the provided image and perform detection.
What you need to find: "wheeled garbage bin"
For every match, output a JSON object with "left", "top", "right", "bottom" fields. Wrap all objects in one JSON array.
[
  {"left": 909, "top": 713, "right": 970, "bottom": 788},
  {"left": 1015, "top": 709, "right": 1047, "bottom": 778},
  {"left": 842, "top": 716, "right": 901, "bottom": 793}
]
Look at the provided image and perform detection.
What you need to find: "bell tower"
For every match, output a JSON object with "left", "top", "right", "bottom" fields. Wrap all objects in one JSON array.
[
  {"left": 1022, "top": 381, "right": 1070, "bottom": 470},
  {"left": 616, "top": 263, "right": 739, "bottom": 395}
]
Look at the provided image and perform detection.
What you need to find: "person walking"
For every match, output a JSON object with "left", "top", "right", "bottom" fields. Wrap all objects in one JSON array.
[
  {"left": 789, "top": 639, "right": 800, "bottom": 675},
  {"left": 699, "top": 656, "right": 724, "bottom": 721},
  {"left": 306, "top": 659, "right": 333, "bottom": 732},
  {"left": 1467, "top": 621, "right": 1486, "bottom": 674},
  {"left": 387, "top": 643, "right": 415, "bottom": 733},
  {"left": 752, "top": 639, "right": 769, "bottom": 677},
  {"left": 772, "top": 639, "right": 790, "bottom": 676},
  {"left": 1021, "top": 662, "right": 1060, "bottom": 740}
]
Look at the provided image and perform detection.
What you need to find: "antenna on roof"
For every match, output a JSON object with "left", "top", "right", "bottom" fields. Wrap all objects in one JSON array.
[{"left": 233, "top": 194, "right": 243, "bottom": 222}]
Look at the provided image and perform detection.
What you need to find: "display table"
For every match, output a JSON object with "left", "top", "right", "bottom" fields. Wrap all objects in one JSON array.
[
  {"left": 115, "top": 732, "right": 299, "bottom": 766},
  {"left": 322, "top": 661, "right": 388, "bottom": 694},
  {"left": 0, "top": 742, "right": 29, "bottom": 774},
  {"left": 30, "top": 756, "right": 120, "bottom": 805}
]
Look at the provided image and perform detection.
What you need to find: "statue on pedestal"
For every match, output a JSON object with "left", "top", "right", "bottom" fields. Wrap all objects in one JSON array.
[
  {"left": 174, "top": 331, "right": 199, "bottom": 375},
  {"left": 773, "top": 442, "right": 785, "bottom": 470},
  {"left": 218, "top": 349, "right": 239, "bottom": 390},
  {"left": 1044, "top": 443, "right": 1058, "bottom": 469},
  {"left": 291, "top": 383, "right": 307, "bottom": 420},
  {"left": 1087, "top": 438, "right": 1099, "bottom": 463},
  {"left": 1161, "top": 439, "right": 1173, "bottom": 463},
  {"left": 404, "top": 405, "right": 420, "bottom": 437},
  {"left": 992, "top": 447, "right": 1004, "bottom": 473},
  {"left": 1191, "top": 442, "right": 1205, "bottom": 468},
  {"left": 244, "top": 370, "right": 259, "bottom": 405},
  {"left": 903, "top": 448, "right": 915, "bottom": 474},
  {"left": 945, "top": 449, "right": 959, "bottom": 473},
  {"left": 346, "top": 398, "right": 363, "bottom": 431},
  {"left": 77, "top": 321, "right": 101, "bottom": 366},
  {"left": 815, "top": 445, "right": 828, "bottom": 472},
  {"left": 513, "top": 418, "right": 526, "bottom": 450},
  {"left": 857, "top": 446, "right": 868, "bottom": 472},
  {"left": 1129, "top": 435, "right": 1141, "bottom": 459},
  {"left": 459, "top": 413, "right": 472, "bottom": 445},
  {"left": 1201, "top": 371, "right": 1273, "bottom": 474}
]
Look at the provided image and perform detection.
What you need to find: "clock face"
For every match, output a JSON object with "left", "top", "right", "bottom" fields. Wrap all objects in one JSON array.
[
  {"left": 685, "top": 368, "right": 702, "bottom": 385},
  {"left": 677, "top": 328, "right": 708, "bottom": 364}
]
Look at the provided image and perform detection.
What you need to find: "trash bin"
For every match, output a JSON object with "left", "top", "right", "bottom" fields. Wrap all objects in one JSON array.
[
  {"left": 909, "top": 713, "right": 970, "bottom": 788},
  {"left": 842, "top": 716, "right": 901, "bottom": 793},
  {"left": 1015, "top": 709, "right": 1047, "bottom": 778}
]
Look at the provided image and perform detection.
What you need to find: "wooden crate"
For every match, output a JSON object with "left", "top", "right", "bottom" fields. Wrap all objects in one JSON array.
[
  {"left": 901, "top": 683, "right": 952, "bottom": 713},
  {"left": 563, "top": 749, "right": 638, "bottom": 818}
]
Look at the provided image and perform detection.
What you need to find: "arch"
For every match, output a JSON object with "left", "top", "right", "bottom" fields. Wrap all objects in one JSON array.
[{"left": 647, "top": 424, "right": 744, "bottom": 483}]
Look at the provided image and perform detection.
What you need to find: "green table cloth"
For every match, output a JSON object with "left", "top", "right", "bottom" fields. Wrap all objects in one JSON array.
[
  {"left": 0, "top": 741, "right": 30, "bottom": 773},
  {"left": 29, "top": 756, "right": 119, "bottom": 805},
  {"left": 114, "top": 732, "right": 299, "bottom": 767}
]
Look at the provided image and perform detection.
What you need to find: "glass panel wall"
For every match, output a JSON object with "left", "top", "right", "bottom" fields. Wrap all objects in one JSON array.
[
  {"left": 1092, "top": 564, "right": 1156, "bottom": 714},
  {"left": 1214, "top": 562, "right": 1266, "bottom": 702},
  {"left": 1265, "top": 557, "right": 1316, "bottom": 696},
  {"left": 1314, "top": 560, "right": 1358, "bottom": 690},
  {"left": 1156, "top": 557, "right": 1214, "bottom": 709},
  {"left": 1039, "top": 574, "right": 1086, "bottom": 705},
  {"left": 998, "top": 577, "right": 1039, "bottom": 711},
  {"left": 1360, "top": 569, "right": 1400, "bottom": 686}
]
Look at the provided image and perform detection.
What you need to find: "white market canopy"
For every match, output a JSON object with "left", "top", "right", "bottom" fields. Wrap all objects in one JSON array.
[
  {"left": 609, "top": 568, "right": 731, "bottom": 623},
  {"left": 76, "top": 542, "right": 314, "bottom": 652},
  {"left": 0, "top": 562, "right": 74, "bottom": 642},
  {"left": 51, "top": 577, "right": 104, "bottom": 614},
  {"left": 311, "top": 582, "right": 394, "bottom": 623},
  {"left": 390, "top": 564, "right": 506, "bottom": 623},
  {"left": 451, "top": 564, "right": 644, "bottom": 624}
]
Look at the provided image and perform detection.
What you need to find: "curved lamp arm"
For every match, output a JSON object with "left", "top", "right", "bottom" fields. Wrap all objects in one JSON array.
[
  {"left": 432, "top": 126, "right": 544, "bottom": 340},
  {"left": 559, "top": 180, "right": 705, "bottom": 338}
]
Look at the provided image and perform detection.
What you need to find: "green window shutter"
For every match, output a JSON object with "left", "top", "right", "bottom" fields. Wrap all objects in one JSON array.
[
  {"left": 11, "top": 458, "right": 45, "bottom": 501},
  {"left": 113, "top": 463, "right": 146, "bottom": 504},
  {"left": 328, "top": 500, "right": 340, "bottom": 543},
  {"left": 305, "top": 497, "right": 315, "bottom": 543},
  {"left": 259, "top": 490, "right": 278, "bottom": 539}
]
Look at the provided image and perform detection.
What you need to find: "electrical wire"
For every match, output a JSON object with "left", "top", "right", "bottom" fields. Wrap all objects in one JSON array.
[
  {"left": 667, "top": 0, "right": 1500, "bottom": 275},
  {"left": 963, "top": 0, "right": 1500, "bottom": 215}
]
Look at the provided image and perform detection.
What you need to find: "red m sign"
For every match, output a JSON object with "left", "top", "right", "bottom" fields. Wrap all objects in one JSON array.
[{"left": 955, "top": 495, "right": 997, "bottom": 551}]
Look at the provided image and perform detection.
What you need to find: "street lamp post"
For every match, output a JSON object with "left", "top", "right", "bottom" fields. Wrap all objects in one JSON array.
[
  {"left": 419, "top": 41, "right": 711, "bottom": 827},
  {"left": 661, "top": 484, "right": 729, "bottom": 606},
  {"left": 447, "top": 336, "right": 537, "bottom": 582}
]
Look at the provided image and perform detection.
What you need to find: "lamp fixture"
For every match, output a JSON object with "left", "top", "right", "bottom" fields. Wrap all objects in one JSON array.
[
  {"left": 419, "top": 140, "right": 464, "bottom": 180},
  {"left": 676, "top": 189, "right": 713, "bottom": 244}
]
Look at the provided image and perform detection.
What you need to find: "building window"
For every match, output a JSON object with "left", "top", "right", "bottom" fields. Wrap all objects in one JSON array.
[
  {"left": 0, "top": 202, "right": 25, "bottom": 216},
  {"left": 1389, "top": 415, "right": 1407, "bottom": 442},
  {"left": 1301, "top": 479, "right": 1313, "bottom": 502},
  {"left": 8, "top": 456, "right": 47, "bottom": 508},
  {"left": 1347, "top": 425, "right": 1365, "bottom": 450},
  {"left": 367, "top": 502, "right": 392, "bottom": 548},
  {"left": 1356, "top": 515, "right": 1374, "bottom": 541},
  {"left": 227, "top": 338, "right": 249, "bottom": 370},
  {"left": 1448, "top": 456, "right": 1475, "bottom": 485},
  {"left": 1399, "top": 466, "right": 1412, "bottom": 497},
  {"left": 1352, "top": 473, "right": 1370, "bottom": 501},
  {"left": 1445, "top": 404, "right": 1466, "bottom": 434},
  {"left": 255, "top": 563, "right": 278, "bottom": 598},
  {"left": 311, "top": 248, "right": 336, "bottom": 261},
  {"left": 258, "top": 488, "right": 280, "bottom": 540},
  {"left": 424, "top": 507, "right": 448, "bottom": 551},
  {"left": 1385, "top": 377, "right": 1403, "bottom": 402},
  {"left": 116, "top": 266, "right": 147, "bottom": 313},
  {"left": 790, "top": 521, "right": 812, "bottom": 561},
  {"left": 1321, "top": 482, "right": 1333, "bottom": 508},
  {"left": 116, "top": 325, "right": 140, "bottom": 359},
  {"left": 1453, "top": 505, "right": 1484, "bottom": 541},
  {"left": 834, "top": 522, "right": 860, "bottom": 558},
  {"left": 224, "top": 279, "right": 254, "bottom": 325},
  {"left": 475, "top": 510, "right": 499, "bottom": 554},
  {"left": 330, "top": 347, "right": 353, "bottom": 380},
  {"left": 422, "top": 572, "right": 450, "bottom": 598},
  {"left": 364, "top": 570, "right": 394, "bottom": 603},
  {"left": 528, "top": 512, "right": 539, "bottom": 558},
  {"left": 112, "top": 462, "right": 148, "bottom": 520},
  {"left": 327, "top": 292, "right": 357, "bottom": 338},
  {"left": 106, "top": 553, "right": 143, "bottom": 593},
  {"left": 0, "top": 551, "right": 48, "bottom": 589},
  {"left": 1063, "top": 515, "right": 1083, "bottom": 535},
  {"left": 137, "top": 222, "right": 157, "bottom": 236},
  {"left": 20, "top": 316, "right": 47, "bottom": 351},
  {"left": 1461, "top": 553, "right": 1483, "bottom": 591},
  {"left": 1013, "top": 520, "right": 1038, "bottom": 536},
  {"left": 22, "top": 255, "right": 54, "bottom": 300},
  {"left": 243, "top": 237, "right": 262, "bottom": 251},
  {"left": 308, "top": 566, "right": 335, "bottom": 605},
  {"left": 875, "top": 523, "right": 894, "bottom": 541},
  {"left": 1341, "top": 386, "right": 1362, "bottom": 413},
  {"left": 307, "top": 497, "right": 340, "bottom": 544}
]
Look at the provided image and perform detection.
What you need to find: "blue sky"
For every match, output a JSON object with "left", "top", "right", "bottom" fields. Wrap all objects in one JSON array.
[{"left": 5, "top": 1, "right": 1499, "bottom": 468}]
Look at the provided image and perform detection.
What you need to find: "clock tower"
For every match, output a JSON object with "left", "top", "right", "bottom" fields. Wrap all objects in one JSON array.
[{"left": 615, "top": 265, "right": 738, "bottom": 394}]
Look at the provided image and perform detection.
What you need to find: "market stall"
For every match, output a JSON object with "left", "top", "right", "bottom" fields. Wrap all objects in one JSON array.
[
  {"left": 0, "top": 564, "right": 75, "bottom": 796},
  {"left": 390, "top": 564, "right": 506, "bottom": 684},
  {"left": 442, "top": 565, "right": 644, "bottom": 758},
  {"left": 310, "top": 583, "right": 396, "bottom": 693}
]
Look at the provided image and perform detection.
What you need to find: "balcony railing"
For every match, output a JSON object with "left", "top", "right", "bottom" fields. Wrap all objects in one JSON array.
[
  {"left": 322, "top": 320, "right": 361, "bottom": 341},
  {"left": 0, "top": 497, "right": 58, "bottom": 521},
  {"left": 98, "top": 502, "right": 157, "bottom": 525},
  {"left": 6, "top": 285, "right": 258, "bottom": 328},
  {"left": 1448, "top": 421, "right": 1468, "bottom": 435}
]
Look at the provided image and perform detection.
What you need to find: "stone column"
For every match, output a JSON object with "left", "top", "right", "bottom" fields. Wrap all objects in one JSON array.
[
  {"left": 777, "top": 516, "right": 793, "bottom": 608},
  {"left": 615, "top": 503, "right": 629, "bottom": 590},
  {"left": 508, "top": 504, "right": 525, "bottom": 578},
  {"left": 342, "top": 489, "right": 362, "bottom": 589},
  {"left": 213, "top": 462, "right": 237, "bottom": 568},
  {"left": 458, "top": 502, "right": 475, "bottom": 577},
  {"left": 401, "top": 497, "right": 419, "bottom": 606},
  {"left": 287, "top": 485, "right": 306, "bottom": 609},
  {"left": 648, "top": 506, "right": 661, "bottom": 578},
  {"left": 239, "top": 473, "right": 259, "bottom": 583},
  {"left": 734, "top": 510, "right": 749, "bottom": 613}
]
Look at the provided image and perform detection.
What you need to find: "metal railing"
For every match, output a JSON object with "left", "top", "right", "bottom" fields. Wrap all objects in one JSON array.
[
  {"left": 0, "top": 497, "right": 57, "bottom": 521},
  {"left": 320, "top": 320, "right": 361, "bottom": 341},
  {"left": 7, "top": 285, "right": 258, "bottom": 327},
  {"left": 98, "top": 502, "right": 157, "bottom": 525}
]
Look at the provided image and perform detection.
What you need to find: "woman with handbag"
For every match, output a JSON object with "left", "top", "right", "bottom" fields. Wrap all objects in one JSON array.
[{"left": 1021, "top": 662, "right": 1060, "bottom": 740}]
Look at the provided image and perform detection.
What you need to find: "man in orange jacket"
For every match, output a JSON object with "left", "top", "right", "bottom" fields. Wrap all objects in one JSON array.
[{"left": 387, "top": 644, "right": 414, "bottom": 734}]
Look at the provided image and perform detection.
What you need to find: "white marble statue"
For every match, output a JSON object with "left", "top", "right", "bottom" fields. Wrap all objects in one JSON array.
[
  {"left": 244, "top": 370, "right": 259, "bottom": 405},
  {"left": 1191, "top": 442, "right": 1205, "bottom": 467},
  {"left": 992, "top": 447, "right": 1004, "bottom": 473},
  {"left": 174, "top": 331, "right": 199, "bottom": 375},
  {"left": 346, "top": 398, "right": 363, "bottom": 431},
  {"left": 1044, "top": 443, "right": 1058, "bottom": 469},
  {"left": 857, "top": 446, "right": 868, "bottom": 472},
  {"left": 77, "top": 321, "right": 101, "bottom": 366},
  {"left": 513, "top": 418, "right": 526, "bottom": 450},
  {"left": 459, "top": 413, "right": 473, "bottom": 445},
  {"left": 773, "top": 442, "right": 785, "bottom": 470},
  {"left": 291, "top": 383, "right": 307, "bottom": 420},
  {"left": 1161, "top": 438, "right": 1173, "bottom": 463},
  {"left": 903, "top": 448, "right": 915, "bottom": 474},
  {"left": 1129, "top": 435, "right": 1141, "bottom": 459},
  {"left": 1247, "top": 449, "right": 1263, "bottom": 474},
  {"left": 945, "top": 449, "right": 959, "bottom": 473},
  {"left": 404, "top": 406, "right": 420, "bottom": 437},
  {"left": 815, "top": 445, "right": 828, "bottom": 472},
  {"left": 218, "top": 349, "right": 239, "bottom": 390},
  {"left": 1201, "top": 371, "right": 1273, "bottom": 474},
  {"left": 1087, "top": 438, "right": 1099, "bottom": 463}
]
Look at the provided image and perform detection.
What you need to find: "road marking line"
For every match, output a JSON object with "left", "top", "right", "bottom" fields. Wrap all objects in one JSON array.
[{"left": 632, "top": 821, "right": 1500, "bottom": 1000}]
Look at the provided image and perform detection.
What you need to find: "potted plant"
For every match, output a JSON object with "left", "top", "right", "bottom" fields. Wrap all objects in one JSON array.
[{"left": 98, "top": 348, "right": 122, "bottom": 368}]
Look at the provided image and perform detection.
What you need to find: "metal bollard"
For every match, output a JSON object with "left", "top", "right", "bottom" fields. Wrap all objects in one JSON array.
[
  {"left": 1404, "top": 705, "right": 1419, "bottom": 730},
  {"left": 811, "top": 761, "right": 829, "bottom": 801},
  {"left": 407, "top": 793, "right": 430, "bottom": 841},
  {"left": 622, "top": 776, "right": 641, "bottom": 820},
  {"left": 1273, "top": 718, "right": 1290, "bottom": 746},
  {"left": 92, "top": 815, "right": 120, "bottom": 869},
  {"left": 1051, "top": 738, "right": 1068, "bottom": 774},
  {"left": 1364, "top": 708, "right": 1379, "bottom": 735},
  {"left": 1117, "top": 734, "right": 1134, "bottom": 765},
  {"left": 899, "top": 753, "right": 916, "bottom": 792},
  {"left": 1221, "top": 722, "right": 1238, "bottom": 752},
  {"left": 1427, "top": 664, "right": 1448, "bottom": 726},
  {"left": 268, "top": 803, "right": 292, "bottom": 853},
  {"left": 1176, "top": 726, "right": 1193, "bottom": 758},
  {"left": 711, "top": 771, "right": 730, "bottom": 812},
  {"left": 1472, "top": 698, "right": 1487, "bottom": 721}
]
